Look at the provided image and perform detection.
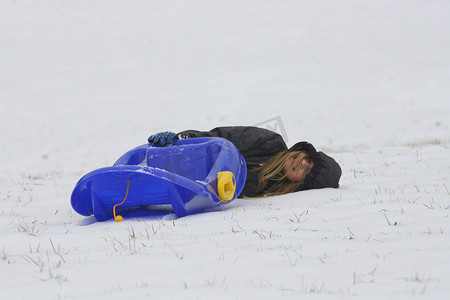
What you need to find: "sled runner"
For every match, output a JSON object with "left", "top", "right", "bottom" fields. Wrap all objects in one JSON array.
[{"left": 71, "top": 137, "right": 247, "bottom": 221}]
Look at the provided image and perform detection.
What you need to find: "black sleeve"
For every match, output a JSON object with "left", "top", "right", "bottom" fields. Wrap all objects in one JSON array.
[
  {"left": 300, "top": 152, "right": 342, "bottom": 190},
  {"left": 178, "top": 126, "right": 288, "bottom": 163}
]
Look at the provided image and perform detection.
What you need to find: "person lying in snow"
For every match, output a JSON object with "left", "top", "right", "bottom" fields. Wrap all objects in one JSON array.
[{"left": 148, "top": 126, "right": 341, "bottom": 198}]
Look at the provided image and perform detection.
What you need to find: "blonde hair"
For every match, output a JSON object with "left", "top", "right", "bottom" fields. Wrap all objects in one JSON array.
[{"left": 252, "top": 151, "right": 310, "bottom": 197}]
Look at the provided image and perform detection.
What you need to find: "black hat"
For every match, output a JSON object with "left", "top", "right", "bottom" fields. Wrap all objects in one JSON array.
[
  {"left": 288, "top": 142, "right": 320, "bottom": 163},
  {"left": 301, "top": 151, "right": 341, "bottom": 189},
  {"left": 290, "top": 142, "right": 342, "bottom": 190},
  {"left": 288, "top": 141, "right": 317, "bottom": 155}
]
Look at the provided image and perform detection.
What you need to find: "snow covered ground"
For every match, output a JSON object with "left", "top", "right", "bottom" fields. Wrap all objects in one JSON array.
[{"left": 1, "top": 0, "right": 449, "bottom": 299}]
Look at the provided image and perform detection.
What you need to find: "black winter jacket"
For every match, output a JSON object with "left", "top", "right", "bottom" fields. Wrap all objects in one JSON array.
[{"left": 178, "top": 126, "right": 341, "bottom": 198}]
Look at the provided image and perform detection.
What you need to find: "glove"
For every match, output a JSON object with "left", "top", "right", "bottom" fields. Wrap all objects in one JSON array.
[{"left": 148, "top": 131, "right": 178, "bottom": 147}]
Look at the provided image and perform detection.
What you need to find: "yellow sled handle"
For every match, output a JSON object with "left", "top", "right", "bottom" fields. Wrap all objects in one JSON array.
[{"left": 217, "top": 171, "right": 236, "bottom": 203}]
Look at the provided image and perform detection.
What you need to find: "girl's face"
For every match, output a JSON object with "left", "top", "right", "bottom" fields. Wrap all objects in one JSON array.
[{"left": 284, "top": 155, "right": 314, "bottom": 183}]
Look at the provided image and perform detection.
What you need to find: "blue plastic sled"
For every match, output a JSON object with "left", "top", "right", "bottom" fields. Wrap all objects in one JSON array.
[{"left": 71, "top": 137, "right": 247, "bottom": 221}]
